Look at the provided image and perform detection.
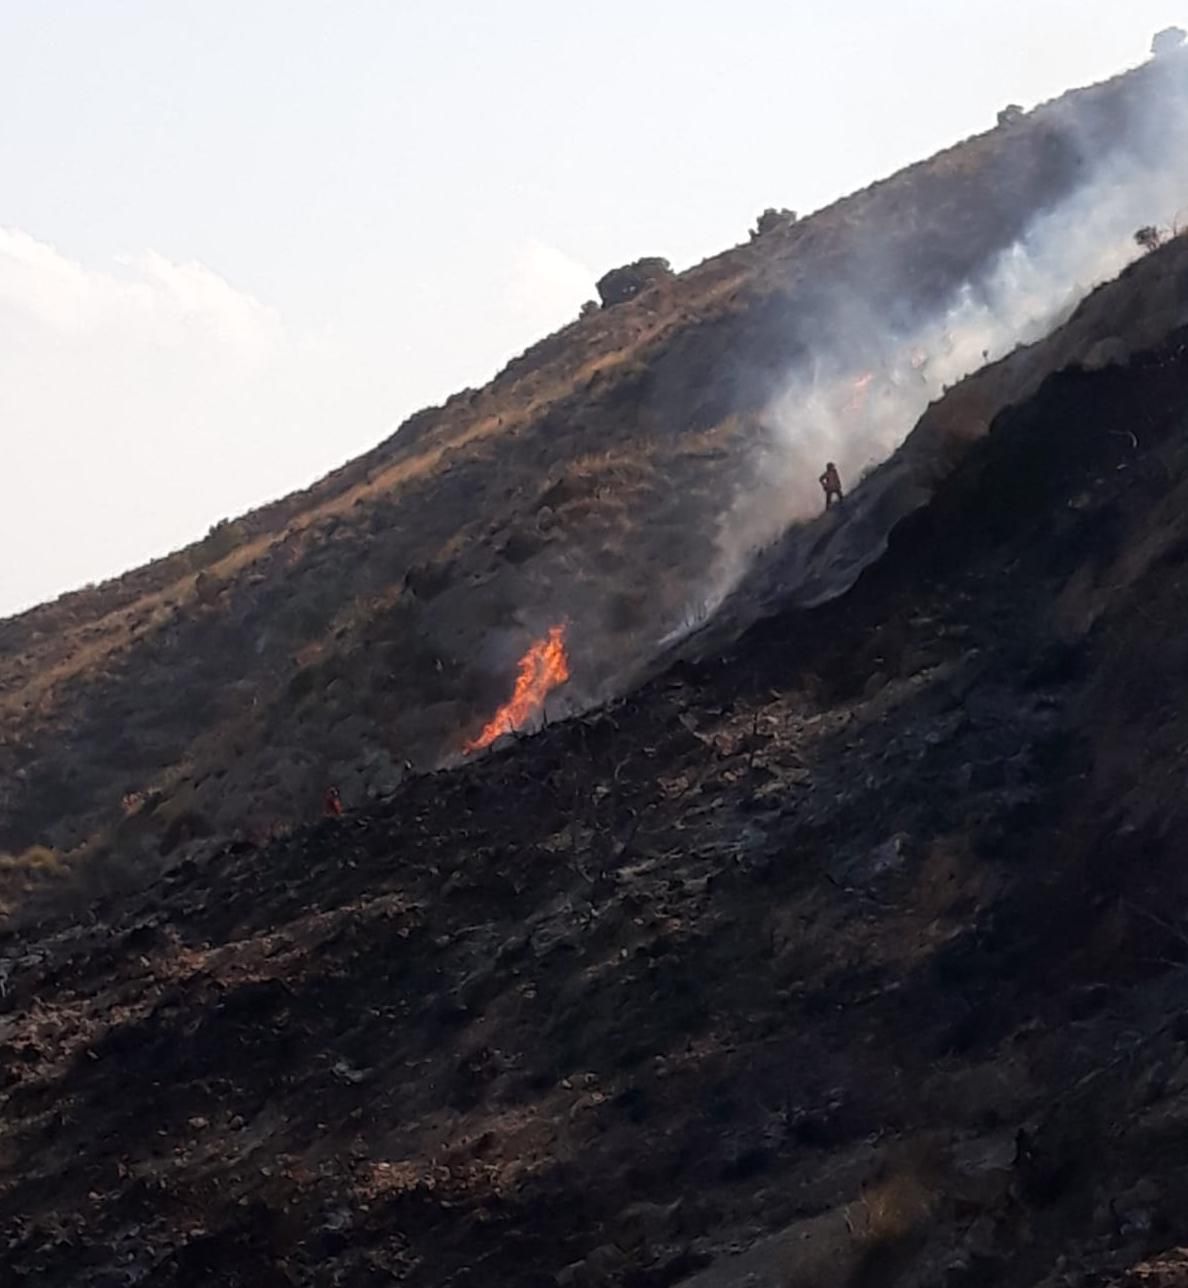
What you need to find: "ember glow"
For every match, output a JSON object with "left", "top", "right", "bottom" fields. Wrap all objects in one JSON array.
[
  {"left": 465, "top": 625, "right": 571, "bottom": 752},
  {"left": 843, "top": 370, "right": 876, "bottom": 415}
]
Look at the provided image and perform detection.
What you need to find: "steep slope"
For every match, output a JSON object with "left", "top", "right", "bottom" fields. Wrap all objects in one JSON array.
[
  {"left": 6, "top": 286, "right": 1188, "bottom": 1286},
  {"left": 4, "top": 51, "right": 1188, "bottom": 878},
  {"left": 659, "top": 227, "right": 1188, "bottom": 663}
]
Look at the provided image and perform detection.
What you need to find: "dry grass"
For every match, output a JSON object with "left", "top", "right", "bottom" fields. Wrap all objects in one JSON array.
[
  {"left": 2, "top": 56, "right": 1167, "bottom": 888},
  {"left": 852, "top": 1168, "right": 940, "bottom": 1246},
  {"left": 0, "top": 844, "right": 62, "bottom": 875},
  {"left": 0, "top": 844, "right": 68, "bottom": 919}
]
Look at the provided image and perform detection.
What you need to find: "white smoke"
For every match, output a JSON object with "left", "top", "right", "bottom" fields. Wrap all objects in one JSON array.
[{"left": 680, "top": 59, "right": 1188, "bottom": 638}]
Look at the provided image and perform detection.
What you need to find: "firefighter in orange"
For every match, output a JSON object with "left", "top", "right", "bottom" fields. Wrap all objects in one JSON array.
[
  {"left": 819, "top": 461, "right": 844, "bottom": 510},
  {"left": 323, "top": 785, "right": 344, "bottom": 818}
]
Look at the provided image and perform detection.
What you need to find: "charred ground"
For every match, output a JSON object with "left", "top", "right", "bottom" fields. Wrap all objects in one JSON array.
[
  {"left": 5, "top": 314, "right": 1188, "bottom": 1285},
  {"left": 3, "top": 51, "right": 1188, "bottom": 877}
]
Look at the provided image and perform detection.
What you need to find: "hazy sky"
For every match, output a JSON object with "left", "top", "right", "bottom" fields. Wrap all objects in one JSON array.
[{"left": 2, "top": 0, "right": 1186, "bottom": 617}]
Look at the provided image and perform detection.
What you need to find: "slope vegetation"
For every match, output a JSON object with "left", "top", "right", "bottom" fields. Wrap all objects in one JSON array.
[
  {"left": 3, "top": 52, "right": 1186, "bottom": 879},
  {"left": 5, "top": 272, "right": 1188, "bottom": 1287}
]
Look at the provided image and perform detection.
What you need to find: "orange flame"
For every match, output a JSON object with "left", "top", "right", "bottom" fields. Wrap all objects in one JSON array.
[
  {"left": 465, "top": 624, "right": 570, "bottom": 752},
  {"left": 843, "top": 370, "right": 876, "bottom": 415}
]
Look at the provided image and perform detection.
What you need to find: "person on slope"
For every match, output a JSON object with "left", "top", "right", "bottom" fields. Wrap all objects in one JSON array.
[
  {"left": 819, "top": 462, "right": 844, "bottom": 511},
  {"left": 323, "top": 785, "right": 344, "bottom": 818}
]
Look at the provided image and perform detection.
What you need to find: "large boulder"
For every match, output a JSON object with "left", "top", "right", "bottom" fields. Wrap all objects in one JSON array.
[{"left": 595, "top": 257, "right": 673, "bottom": 308}]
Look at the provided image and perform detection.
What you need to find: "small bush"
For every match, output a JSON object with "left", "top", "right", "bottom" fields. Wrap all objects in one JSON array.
[
  {"left": 193, "top": 569, "right": 224, "bottom": 605},
  {"left": 750, "top": 207, "right": 799, "bottom": 239},
  {"left": 1135, "top": 225, "right": 1167, "bottom": 252},
  {"left": 1152, "top": 26, "right": 1187, "bottom": 57},
  {"left": 188, "top": 516, "right": 247, "bottom": 571},
  {"left": 0, "top": 845, "right": 67, "bottom": 918}
]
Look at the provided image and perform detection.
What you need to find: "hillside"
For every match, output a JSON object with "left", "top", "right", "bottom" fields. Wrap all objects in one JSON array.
[
  {"left": 6, "top": 240, "right": 1188, "bottom": 1285},
  {"left": 8, "top": 31, "right": 1188, "bottom": 1288},
  {"left": 4, "top": 50, "right": 1188, "bottom": 887}
]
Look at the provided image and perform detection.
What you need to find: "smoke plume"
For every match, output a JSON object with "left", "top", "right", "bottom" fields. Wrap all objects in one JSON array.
[{"left": 686, "top": 52, "right": 1188, "bottom": 636}]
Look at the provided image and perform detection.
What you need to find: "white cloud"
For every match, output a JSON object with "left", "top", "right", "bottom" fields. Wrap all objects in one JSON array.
[
  {"left": 133, "top": 249, "right": 282, "bottom": 363},
  {"left": 0, "top": 228, "right": 280, "bottom": 364},
  {"left": 503, "top": 239, "right": 595, "bottom": 330},
  {"left": 0, "top": 231, "right": 350, "bottom": 616}
]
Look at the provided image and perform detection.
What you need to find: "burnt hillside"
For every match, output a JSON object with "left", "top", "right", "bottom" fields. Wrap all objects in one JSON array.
[
  {"left": 3, "top": 51, "right": 1188, "bottom": 877},
  {"left": 6, "top": 290, "right": 1188, "bottom": 1287}
]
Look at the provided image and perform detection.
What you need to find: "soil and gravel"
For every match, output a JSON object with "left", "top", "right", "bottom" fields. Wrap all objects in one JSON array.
[
  {"left": 4, "top": 50, "right": 1186, "bottom": 868},
  {"left": 7, "top": 47, "right": 1188, "bottom": 1288},
  {"left": 6, "top": 316, "right": 1188, "bottom": 1285}
]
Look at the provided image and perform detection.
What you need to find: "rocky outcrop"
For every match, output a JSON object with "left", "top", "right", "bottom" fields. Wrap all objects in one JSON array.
[{"left": 595, "top": 257, "right": 673, "bottom": 307}]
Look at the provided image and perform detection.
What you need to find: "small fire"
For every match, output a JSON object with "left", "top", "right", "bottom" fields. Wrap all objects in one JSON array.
[
  {"left": 843, "top": 370, "right": 876, "bottom": 415},
  {"left": 465, "top": 624, "right": 571, "bottom": 752}
]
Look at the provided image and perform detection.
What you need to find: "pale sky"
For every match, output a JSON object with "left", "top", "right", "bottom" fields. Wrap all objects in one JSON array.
[{"left": 2, "top": 0, "right": 1186, "bottom": 617}]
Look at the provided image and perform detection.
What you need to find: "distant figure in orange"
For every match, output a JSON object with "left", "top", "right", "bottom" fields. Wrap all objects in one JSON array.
[
  {"left": 323, "top": 785, "right": 344, "bottom": 818},
  {"left": 819, "top": 462, "right": 844, "bottom": 510}
]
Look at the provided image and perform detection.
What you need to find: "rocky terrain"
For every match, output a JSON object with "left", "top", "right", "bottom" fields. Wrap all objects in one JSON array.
[
  {"left": 6, "top": 269, "right": 1188, "bottom": 1284},
  {"left": 8, "top": 40, "right": 1188, "bottom": 1288},
  {"left": 4, "top": 49, "right": 1188, "bottom": 883}
]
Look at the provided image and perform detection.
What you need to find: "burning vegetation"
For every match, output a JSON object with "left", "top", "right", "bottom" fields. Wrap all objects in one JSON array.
[
  {"left": 842, "top": 370, "right": 876, "bottom": 416},
  {"left": 464, "top": 624, "right": 571, "bottom": 752}
]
